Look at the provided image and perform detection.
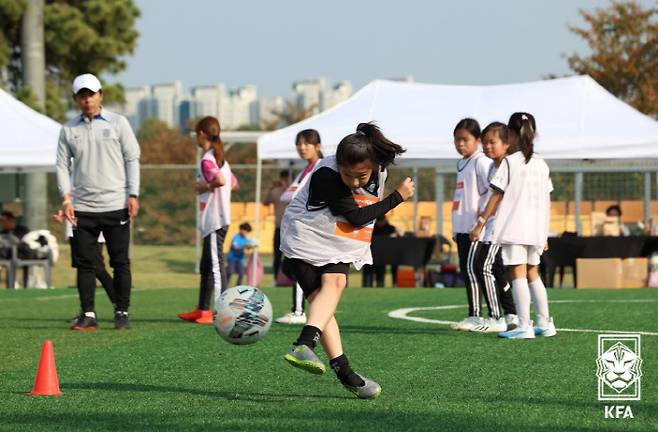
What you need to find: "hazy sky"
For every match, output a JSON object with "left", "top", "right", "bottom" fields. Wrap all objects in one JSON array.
[{"left": 114, "top": 0, "right": 651, "bottom": 98}]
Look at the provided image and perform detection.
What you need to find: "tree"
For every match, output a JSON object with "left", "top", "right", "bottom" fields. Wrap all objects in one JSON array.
[
  {"left": 0, "top": 0, "right": 140, "bottom": 121},
  {"left": 138, "top": 117, "right": 196, "bottom": 164},
  {"left": 265, "top": 99, "right": 318, "bottom": 129},
  {"left": 566, "top": 1, "right": 658, "bottom": 118}
]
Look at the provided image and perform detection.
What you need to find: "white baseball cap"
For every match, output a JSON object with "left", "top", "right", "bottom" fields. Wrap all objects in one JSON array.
[{"left": 72, "top": 73, "right": 102, "bottom": 94}]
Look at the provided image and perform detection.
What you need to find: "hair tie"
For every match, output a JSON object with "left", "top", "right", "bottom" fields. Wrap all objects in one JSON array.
[
  {"left": 356, "top": 130, "right": 366, "bottom": 137},
  {"left": 521, "top": 114, "right": 528, "bottom": 121}
]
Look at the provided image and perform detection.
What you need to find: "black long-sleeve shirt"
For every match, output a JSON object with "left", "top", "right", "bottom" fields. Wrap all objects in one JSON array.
[{"left": 306, "top": 167, "right": 403, "bottom": 227}]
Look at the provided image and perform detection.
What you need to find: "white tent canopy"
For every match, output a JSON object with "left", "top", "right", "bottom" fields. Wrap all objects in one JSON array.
[
  {"left": 0, "top": 88, "right": 61, "bottom": 172},
  {"left": 258, "top": 75, "right": 658, "bottom": 162}
]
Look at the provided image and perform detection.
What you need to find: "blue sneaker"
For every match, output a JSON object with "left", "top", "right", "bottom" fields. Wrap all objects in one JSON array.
[
  {"left": 498, "top": 322, "right": 535, "bottom": 339},
  {"left": 534, "top": 317, "right": 557, "bottom": 337}
]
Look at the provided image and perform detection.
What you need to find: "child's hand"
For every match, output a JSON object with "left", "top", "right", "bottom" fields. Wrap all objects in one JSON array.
[
  {"left": 53, "top": 210, "right": 65, "bottom": 224},
  {"left": 194, "top": 182, "right": 209, "bottom": 194},
  {"left": 469, "top": 224, "right": 483, "bottom": 242},
  {"left": 396, "top": 177, "right": 415, "bottom": 201}
]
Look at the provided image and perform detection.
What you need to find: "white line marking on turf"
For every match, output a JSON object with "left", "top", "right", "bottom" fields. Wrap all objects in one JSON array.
[
  {"left": 0, "top": 286, "right": 190, "bottom": 302},
  {"left": 388, "top": 300, "right": 658, "bottom": 337}
]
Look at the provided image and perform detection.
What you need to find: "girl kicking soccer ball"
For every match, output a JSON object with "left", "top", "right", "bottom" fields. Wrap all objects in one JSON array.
[
  {"left": 280, "top": 122, "right": 414, "bottom": 399},
  {"left": 471, "top": 113, "right": 556, "bottom": 339}
]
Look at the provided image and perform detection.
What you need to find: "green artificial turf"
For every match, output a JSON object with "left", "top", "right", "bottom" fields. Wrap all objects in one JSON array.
[{"left": 0, "top": 286, "right": 656, "bottom": 431}]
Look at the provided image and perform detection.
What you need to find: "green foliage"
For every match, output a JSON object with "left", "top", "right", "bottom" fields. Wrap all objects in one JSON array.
[
  {"left": 13, "top": 84, "right": 43, "bottom": 113},
  {"left": 0, "top": 0, "right": 26, "bottom": 80},
  {"left": 0, "top": 0, "right": 139, "bottom": 119},
  {"left": 136, "top": 170, "right": 197, "bottom": 245},
  {"left": 567, "top": 1, "right": 658, "bottom": 118}
]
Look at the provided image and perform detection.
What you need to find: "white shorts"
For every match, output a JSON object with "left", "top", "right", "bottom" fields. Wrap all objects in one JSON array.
[{"left": 501, "top": 244, "right": 543, "bottom": 266}]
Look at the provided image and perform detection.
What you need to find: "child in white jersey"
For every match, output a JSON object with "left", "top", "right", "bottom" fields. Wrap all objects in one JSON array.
[
  {"left": 275, "top": 129, "right": 323, "bottom": 325},
  {"left": 471, "top": 113, "right": 556, "bottom": 339},
  {"left": 450, "top": 118, "right": 494, "bottom": 331},
  {"left": 281, "top": 122, "right": 414, "bottom": 399},
  {"left": 467, "top": 122, "right": 519, "bottom": 333},
  {"left": 177, "top": 116, "right": 232, "bottom": 325}
]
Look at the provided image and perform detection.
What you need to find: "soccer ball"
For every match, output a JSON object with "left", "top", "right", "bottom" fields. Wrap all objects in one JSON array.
[{"left": 214, "top": 286, "right": 273, "bottom": 345}]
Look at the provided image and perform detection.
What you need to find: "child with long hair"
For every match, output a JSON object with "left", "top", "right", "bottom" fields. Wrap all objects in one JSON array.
[
  {"left": 467, "top": 122, "right": 517, "bottom": 333},
  {"left": 275, "top": 129, "right": 323, "bottom": 325},
  {"left": 177, "top": 116, "right": 232, "bottom": 324},
  {"left": 471, "top": 113, "right": 556, "bottom": 339},
  {"left": 280, "top": 122, "right": 414, "bottom": 398}
]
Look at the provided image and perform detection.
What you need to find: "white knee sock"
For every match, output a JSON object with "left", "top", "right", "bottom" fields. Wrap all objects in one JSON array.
[
  {"left": 529, "top": 278, "right": 550, "bottom": 327},
  {"left": 511, "top": 278, "right": 531, "bottom": 328},
  {"left": 294, "top": 283, "right": 304, "bottom": 315}
]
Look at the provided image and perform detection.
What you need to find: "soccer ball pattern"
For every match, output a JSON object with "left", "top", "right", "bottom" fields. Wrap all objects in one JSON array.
[{"left": 214, "top": 286, "right": 273, "bottom": 345}]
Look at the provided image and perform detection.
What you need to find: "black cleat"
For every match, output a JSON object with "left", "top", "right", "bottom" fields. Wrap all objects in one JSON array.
[
  {"left": 70, "top": 314, "right": 98, "bottom": 331},
  {"left": 68, "top": 310, "right": 83, "bottom": 324},
  {"left": 114, "top": 311, "right": 130, "bottom": 330}
]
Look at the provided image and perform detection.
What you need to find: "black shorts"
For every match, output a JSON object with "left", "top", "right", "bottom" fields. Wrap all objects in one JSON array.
[{"left": 283, "top": 258, "right": 350, "bottom": 298}]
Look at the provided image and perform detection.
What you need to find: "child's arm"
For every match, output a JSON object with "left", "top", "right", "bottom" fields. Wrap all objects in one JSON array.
[
  {"left": 201, "top": 160, "right": 226, "bottom": 189},
  {"left": 307, "top": 168, "right": 414, "bottom": 227},
  {"left": 230, "top": 236, "right": 243, "bottom": 252},
  {"left": 469, "top": 190, "right": 503, "bottom": 241}
]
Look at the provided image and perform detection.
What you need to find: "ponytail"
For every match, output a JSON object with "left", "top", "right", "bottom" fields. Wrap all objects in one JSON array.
[
  {"left": 508, "top": 112, "right": 536, "bottom": 163},
  {"left": 336, "top": 122, "right": 405, "bottom": 169},
  {"left": 196, "top": 116, "right": 225, "bottom": 167}
]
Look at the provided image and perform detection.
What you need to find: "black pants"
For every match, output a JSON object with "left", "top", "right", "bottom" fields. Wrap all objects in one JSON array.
[
  {"left": 72, "top": 209, "right": 131, "bottom": 313},
  {"left": 70, "top": 239, "right": 115, "bottom": 306},
  {"left": 362, "top": 264, "right": 398, "bottom": 287},
  {"left": 455, "top": 233, "right": 479, "bottom": 316},
  {"left": 273, "top": 228, "right": 282, "bottom": 281},
  {"left": 199, "top": 227, "right": 228, "bottom": 310},
  {"left": 467, "top": 241, "right": 516, "bottom": 318}
]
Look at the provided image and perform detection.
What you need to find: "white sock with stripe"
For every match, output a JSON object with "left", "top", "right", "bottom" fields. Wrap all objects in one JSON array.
[
  {"left": 529, "top": 278, "right": 550, "bottom": 328},
  {"left": 511, "top": 278, "right": 531, "bottom": 329}
]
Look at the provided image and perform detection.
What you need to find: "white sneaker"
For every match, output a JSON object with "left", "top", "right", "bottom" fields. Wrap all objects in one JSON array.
[
  {"left": 471, "top": 317, "right": 507, "bottom": 333},
  {"left": 275, "top": 312, "right": 307, "bottom": 325},
  {"left": 498, "top": 321, "right": 536, "bottom": 339},
  {"left": 534, "top": 317, "right": 557, "bottom": 337},
  {"left": 504, "top": 314, "right": 519, "bottom": 331},
  {"left": 450, "top": 316, "right": 484, "bottom": 331}
]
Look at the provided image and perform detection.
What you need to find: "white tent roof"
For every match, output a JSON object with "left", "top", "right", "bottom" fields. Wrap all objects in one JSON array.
[
  {"left": 258, "top": 75, "right": 658, "bottom": 162},
  {"left": 0, "top": 88, "right": 61, "bottom": 171}
]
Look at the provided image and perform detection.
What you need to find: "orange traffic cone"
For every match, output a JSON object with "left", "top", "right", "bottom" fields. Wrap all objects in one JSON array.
[{"left": 28, "top": 340, "right": 62, "bottom": 396}]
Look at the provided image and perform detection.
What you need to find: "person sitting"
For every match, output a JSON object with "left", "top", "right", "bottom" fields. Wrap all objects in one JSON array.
[
  {"left": 0, "top": 211, "right": 29, "bottom": 240},
  {"left": 604, "top": 205, "right": 630, "bottom": 236}
]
